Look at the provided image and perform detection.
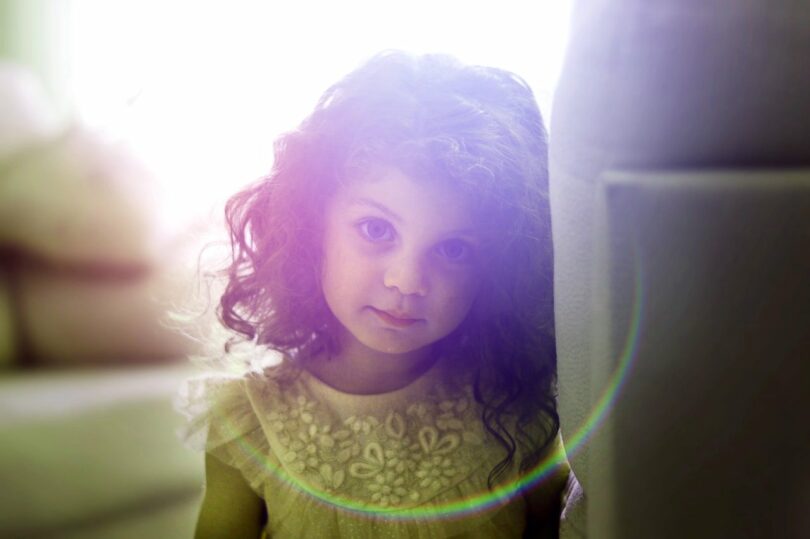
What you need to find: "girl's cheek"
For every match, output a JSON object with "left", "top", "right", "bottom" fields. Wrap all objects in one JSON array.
[
  {"left": 437, "top": 259, "right": 481, "bottom": 284},
  {"left": 352, "top": 243, "right": 388, "bottom": 262},
  {"left": 436, "top": 265, "right": 482, "bottom": 301},
  {"left": 350, "top": 234, "right": 395, "bottom": 260}
]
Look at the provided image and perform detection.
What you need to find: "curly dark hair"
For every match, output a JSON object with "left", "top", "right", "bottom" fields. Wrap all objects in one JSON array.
[{"left": 220, "top": 51, "right": 558, "bottom": 487}]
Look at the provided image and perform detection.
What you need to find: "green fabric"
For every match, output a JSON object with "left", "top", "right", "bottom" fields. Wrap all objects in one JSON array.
[{"left": 0, "top": 394, "right": 202, "bottom": 536}]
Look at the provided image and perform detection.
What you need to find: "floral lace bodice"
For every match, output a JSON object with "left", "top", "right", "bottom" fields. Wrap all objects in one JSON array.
[
  {"left": 261, "top": 376, "right": 488, "bottom": 509},
  {"left": 177, "top": 359, "right": 533, "bottom": 538}
]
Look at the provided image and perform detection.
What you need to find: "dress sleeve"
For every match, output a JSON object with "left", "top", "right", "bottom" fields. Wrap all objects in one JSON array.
[{"left": 175, "top": 372, "right": 273, "bottom": 496}]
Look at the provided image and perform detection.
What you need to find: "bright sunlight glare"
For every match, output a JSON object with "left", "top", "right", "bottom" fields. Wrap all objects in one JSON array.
[{"left": 66, "top": 0, "right": 573, "bottom": 239}]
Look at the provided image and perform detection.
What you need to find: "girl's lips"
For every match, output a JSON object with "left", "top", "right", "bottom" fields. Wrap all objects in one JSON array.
[{"left": 370, "top": 307, "right": 422, "bottom": 327}]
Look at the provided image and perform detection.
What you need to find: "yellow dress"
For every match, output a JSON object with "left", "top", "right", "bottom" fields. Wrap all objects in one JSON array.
[{"left": 178, "top": 358, "right": 538, "bottom": 538}]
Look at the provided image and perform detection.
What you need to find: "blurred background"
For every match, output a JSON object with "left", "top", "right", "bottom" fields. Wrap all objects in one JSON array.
[
  {"left": 0, "top": 1, "right": 574, "bottom": 537},
  {"left": 3, "top": 2, "right": 809, "bottom": 538}
]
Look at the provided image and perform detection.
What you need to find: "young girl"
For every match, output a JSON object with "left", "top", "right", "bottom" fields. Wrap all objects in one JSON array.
[{"left": 179, "top": 50, "right": 570, "bottom": 538}]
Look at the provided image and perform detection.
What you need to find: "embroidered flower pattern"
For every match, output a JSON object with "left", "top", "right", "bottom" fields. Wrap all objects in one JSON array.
[
  {"left": 349, "top": 441, "right": 386, "bottom": 478},
  {"left": 344, "top": 415, "right": 380, "bottom": 435},
  {"left": 267, "top": 386, "right": 486, "bottom": 510},
  {"left": 318, "top": 463, "right": 345, "bottom": 492},
  {"left": 416, "top": 455, "right": 457, "bottom": 490},
  {"left": 384, "top": 436, "right": 418, "bottom": 474},
  {"left": 367, "top": 470, "right": 411, "bottom": 506}
]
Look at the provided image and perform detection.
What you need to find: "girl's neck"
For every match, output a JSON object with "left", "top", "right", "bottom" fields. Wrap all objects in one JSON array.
[{"left": 305, "top": 339, "right": 440, "bottom": 395}]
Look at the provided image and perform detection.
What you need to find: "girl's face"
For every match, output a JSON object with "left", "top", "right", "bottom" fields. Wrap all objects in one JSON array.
[{"left": 321, "top": 165, "right": 482, "bottom": 357}]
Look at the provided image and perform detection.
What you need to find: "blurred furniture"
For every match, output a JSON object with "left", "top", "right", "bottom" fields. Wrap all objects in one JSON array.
[
  {"left": 551, "top": 1, "right": 810, "bottom": 537},
  {"left": 586, "top": 169, "right": 809, "bottom": 538},
  {"left": 0, "top": 365, "right": 203, "bottom": 538},
  {"left": 0, "top": 62, "right": 205, "bottom": 538}
]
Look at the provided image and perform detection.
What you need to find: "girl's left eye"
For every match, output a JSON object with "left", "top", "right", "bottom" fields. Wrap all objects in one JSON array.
[
  {"left": 436, "top": 239, "right": 472, "bottom": 261},
  {"left": 358, "top": 218, "right": 395, "bottom": 242}
]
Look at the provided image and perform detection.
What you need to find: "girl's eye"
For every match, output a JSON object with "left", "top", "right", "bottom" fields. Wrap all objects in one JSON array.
[
  {"left": 358, "top": 218, "right": 395, "bottom": 242},
  {"left": 437, "top": 239, "right": 472, "bottom": 261}
]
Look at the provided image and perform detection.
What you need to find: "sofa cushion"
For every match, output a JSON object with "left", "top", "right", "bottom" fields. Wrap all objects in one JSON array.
[{"left": 0, "top": 364, "right": 203, "bottom": 537}]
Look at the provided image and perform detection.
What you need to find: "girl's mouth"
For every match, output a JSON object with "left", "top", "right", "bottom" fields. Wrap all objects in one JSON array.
[{"left": 370, "top": 308, "right": 422, "bottom": 328}]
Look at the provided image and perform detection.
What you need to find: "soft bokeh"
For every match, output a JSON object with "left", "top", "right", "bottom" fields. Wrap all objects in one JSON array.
[{"left": 0, "top": 2, "right": 573, "bottom": 537}]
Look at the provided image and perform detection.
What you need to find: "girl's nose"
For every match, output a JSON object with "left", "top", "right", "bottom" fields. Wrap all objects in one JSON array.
[{"left": 383, "top": 254, "right": 429, "bottom": 297}]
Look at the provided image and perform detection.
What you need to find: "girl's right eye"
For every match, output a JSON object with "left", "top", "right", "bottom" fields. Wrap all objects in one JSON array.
[{"left": 357, "top": 218, "right": 395, "bottom": 242}]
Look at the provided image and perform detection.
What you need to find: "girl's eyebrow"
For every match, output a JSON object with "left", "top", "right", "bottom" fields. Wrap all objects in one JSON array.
[
  {"left": 349, "top": 197, "right": 480, "bottom": 240},
  {"left": 349, "top": 197, "right": 402, "bottom": 223},
  {"left": 446, "top": 230, "right": 481, "bottom": 240}
]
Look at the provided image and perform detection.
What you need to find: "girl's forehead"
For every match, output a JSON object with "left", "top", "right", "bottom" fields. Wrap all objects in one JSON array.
[{"left": 333, "top": 164, "right": 481, "bottom": 233}]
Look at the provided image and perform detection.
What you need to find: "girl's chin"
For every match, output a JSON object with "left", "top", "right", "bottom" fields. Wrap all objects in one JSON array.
[
  {"left": 359, "top": 339, "right": 431, "bottom": 357},
  {"left": 343, "top": 331, "right": 435, "bottom": 358}
]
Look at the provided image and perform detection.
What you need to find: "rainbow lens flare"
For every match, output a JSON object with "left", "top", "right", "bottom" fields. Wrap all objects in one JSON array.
[{"left": 218, "top": 257, "right": 644, "bottom": 523}]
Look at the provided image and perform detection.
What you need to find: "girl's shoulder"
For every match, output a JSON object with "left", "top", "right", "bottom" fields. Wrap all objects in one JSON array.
[
  {"left": 174, "top": 357, "right": 307, "bottom": 495},
  {"left": 174, "top": 355, "right": 301, "bottom": 447}
]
